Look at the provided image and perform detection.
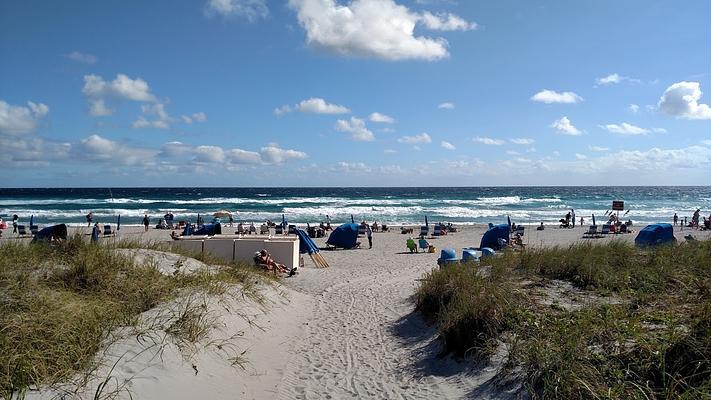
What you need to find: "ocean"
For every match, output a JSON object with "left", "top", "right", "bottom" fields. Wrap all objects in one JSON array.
[{"left": 0, "top": 187, "right": 709, "bottom": 227}]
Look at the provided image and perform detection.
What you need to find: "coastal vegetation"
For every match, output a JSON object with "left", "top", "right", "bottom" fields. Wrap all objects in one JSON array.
[
  {"left": 416, "top": 240, "right": 711, "bottom": 398},
  {"left": 0, "top": 235, "right": 272, "bottom": 399}
]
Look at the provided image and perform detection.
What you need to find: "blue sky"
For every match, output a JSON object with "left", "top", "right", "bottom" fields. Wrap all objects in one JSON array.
[{"left": 1, "top": 0, "right": 710, "bottom": 187}]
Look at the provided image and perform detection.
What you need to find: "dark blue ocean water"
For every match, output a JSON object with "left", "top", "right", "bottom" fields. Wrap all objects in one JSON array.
[{"left": 1, "top": 187, "right": 709, "bottom": 226}]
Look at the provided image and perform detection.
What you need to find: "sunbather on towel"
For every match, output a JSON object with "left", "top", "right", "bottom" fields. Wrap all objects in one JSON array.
[{"left": 254, "top": 249, "right": 295, "bottom": 276}]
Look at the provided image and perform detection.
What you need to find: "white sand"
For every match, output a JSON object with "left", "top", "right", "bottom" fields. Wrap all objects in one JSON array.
[{"left": 17, "top": 224, "right": 710, "bottom": 399}]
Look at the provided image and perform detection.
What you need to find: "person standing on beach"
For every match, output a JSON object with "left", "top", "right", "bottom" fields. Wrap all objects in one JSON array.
[
  {"left": 580, "top": 216, "right": 584, "bottom": 226},
  {"left": 86, "top": 212, "right": 93, "bottom": 227},
  {"left": 91, "top": 223, "right": 100, "bottom": 242},
  {"left": 366, "top": 224, "right": 373, "bottom": 249},
  {"left": 142, "top": 214, "right": 150, "bottom": 232},
  {"left": 12, "top": 214, "right": 18, "bottom": 234},
  {"left": 571, "top": 209, "right": 576, "bottom": 228},
  {"left": 673, "top": 213, "right": 678, "bottom": 226}
]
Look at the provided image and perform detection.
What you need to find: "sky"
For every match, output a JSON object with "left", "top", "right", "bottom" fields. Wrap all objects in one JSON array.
[{"left": 1, "top": 0, "right": 710, "bottom": 187}]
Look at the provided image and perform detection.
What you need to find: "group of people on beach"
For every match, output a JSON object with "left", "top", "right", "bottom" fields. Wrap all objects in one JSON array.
[{"left": 674, "top": 210, "right": 711, "bottom": 230}]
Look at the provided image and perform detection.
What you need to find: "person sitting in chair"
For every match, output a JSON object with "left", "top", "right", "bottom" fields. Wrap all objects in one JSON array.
[{"left": 254, "top": 249, "right": 295, "bottom": 276}]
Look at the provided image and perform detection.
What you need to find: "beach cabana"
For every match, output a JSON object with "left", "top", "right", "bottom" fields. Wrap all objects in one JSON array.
[
  {"left": 635, "top": 223, "right": 675, "bottom": 247},
  {"left": 480, "top": 224, "right": 510, "bottom": 250},
  {"left": 31, "top": 224, "right": 67, "bottom": 242},
  {"left": 326, "top": 223, "right": 360, "bottom": 249}
]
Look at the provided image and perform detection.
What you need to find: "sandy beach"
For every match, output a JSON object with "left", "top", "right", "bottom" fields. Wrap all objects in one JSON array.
[{"left": 6, "top": 222, "right": 707, "bottom": 399}]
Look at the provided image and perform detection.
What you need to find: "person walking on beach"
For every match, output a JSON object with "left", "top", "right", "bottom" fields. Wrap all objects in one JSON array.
[
  {"left": 12, "top": 214, "right": 18, "bottom": 234},
  {"left": 142, "top": 214, "right": 150, "bottom": 232},
  {"left": 673, "top": 213, "right": 678, "bottom": 226},
  {"left": 571, "top": 209, "right": 576, "bottom": 228},
  {"left": 86, "top": 212, "right": 93, "bottom": 227},
  {"left": 366, "top": 224, "right": 373, "bottom": 249}
]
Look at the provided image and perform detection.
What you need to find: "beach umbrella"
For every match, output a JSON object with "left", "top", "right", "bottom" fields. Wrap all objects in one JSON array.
[
  {"left": 425, "top": 215, "right": 429, "bottom": 227},
  {"left": 197, "top": 213, "right": 201, "bottom": 226},
  {"left": 507, "top": 215, "right": 511, "bottom": 229},
  {"left": 592, "top": 214, "right": 596, "bottom": 226},
  {"left": 282, "top": 213, "right": 286, "bottom": 227},
  {"left": 351, "top": 214, "right": 354, "bottom": 223},
  {"left": 213, "top": 210, "right": 231, "bottom": 218},
  {"left": 117, "top": 214, "right": 121, "bottom": 231},
  {"left": 30, "top": 215, "right": 33, "bottom": 227}
]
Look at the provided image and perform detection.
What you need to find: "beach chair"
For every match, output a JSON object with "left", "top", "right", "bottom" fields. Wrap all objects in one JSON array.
[
  {"left": 583, "top": 225, "right": 599, "bottom": 238},
  {"left": 406, "top": 238, "right": 417, "bottom": 253},
  {"left": 419, "top": 225, "right": 429, "bottom": 238},
  {"left": 275, "top": 225, "right": 283, "bottom": 235},
  {"left": 17, "top": 225, "right": 27, "bottom": 236},
  {"left": 103, "top": 224, "right": 113, "bottom": 236},
  {"left": 260, "top": 224, "right": 269, "bottom": 234},
  {"left": 516, "top": 225, "right": 524, "bottom": 237},
  {"left": 418, "top": 238, "right": 429, "bottom": 252},
  {"left": 433, "top": 225, "right": 444, "bottom": 236},
  {"left": 601, "top": 225, "right": 610, "bottom": 235},
  {"left": 30, "top": 225, "right": 39, "bottom": 236}
]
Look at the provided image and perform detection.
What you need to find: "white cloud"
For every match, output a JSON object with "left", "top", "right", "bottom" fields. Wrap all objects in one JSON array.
[
  {"left": 274, "top": 104, "right": 292, "bottom": 117},
  {"left": 181, "top": 112, "right": 207, "bottom": 124},
  {"left": 331, "top": 161, "right": 371, "bottom": 173},
  {"left": 259, "top": 145, "right": 308, "bottom": 165},
  {"left": 205, "top": 0, "right": 269, "bottom": 21},
  {"left": 601, "top": 122, "right": 649, "bottom": 135},
  {"left": 473, "top": 136, "right": 505, "bottom": 145},
  {"left": 531, "top": 90, "right": 583, "bottom": 104},
  {"left": 78, "top": 134, "right": 155, "bottom": 166},
  {"left": 575, "top": 153, "right": 587, "bottom": 160},
  {"left": 0, "top": 100, "right": 50, "bottom": 135},
  {"left": 652, "top": 127, "right": 667, "bottom": 134},
  {"left": 420, "top": 11, "right": 477, "bottom": 31},
  {"left": 510, "top": 138, "right": 534, "bottom": 145},
  {"left": 194, "top": 145, "right": 226, "bottom": 163},
  {"left": 369, "top": 112, "right": 395, "bottom": 123},
  {"left": 83, "top": 74, "right": 156, "bottom": 116},
  {"left": 227, "top": 148, "right": 262, "bottom": 164},
  {"left": 589, "top": 145, "right": 609, "bottom": 152},
  {"left": 596, "top": 73, "right": 622, "bottom": 86},
  {"left": 288, "top": 0, "right": 475, "bottom": 61},
  {"left": 597, "top": 146, "right": 711, "bottom": 171},
  {"left": 657, "top": 81, "right": 711, "bottom": 120},
  {"left": 440, "top": 140, "right": 455, "bottom": 150},
  {"left": 133, "top": 103, "right": 171, "bottom": 129},
  {"left": 335, "top": 117, "right": 375, "bottom": 141},
  {"left": 550, "top": 116, "right": 582, "bottom": 135},
  {"left": 66, "top": 51, "right": 97, "bottom": 64},
  {"left": 701, "top": 139, "right": 711, "bottom": 146},
  {"left": 398, "top": 132, "right": 432, "bottom": 144},
  {"left": 297, "top": 97, "right": 350, "bottom": 114},
  {"left": 628, "top": 104, "right": 640, "bottom": 113},
  {"left": 438, "top": 102, "right": 454, "bottom": 109}
]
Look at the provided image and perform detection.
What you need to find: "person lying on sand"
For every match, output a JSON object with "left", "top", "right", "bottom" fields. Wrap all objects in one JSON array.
[{"left": 254, "top": 249, "right": 296, "bottom": 276}]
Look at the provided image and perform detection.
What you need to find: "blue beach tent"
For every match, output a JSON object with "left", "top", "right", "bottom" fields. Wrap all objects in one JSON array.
[
  {"left": 326, "top": 223, "right": 359, "bottom": 249},
  {"left": 193, "top": 222, "right": 221, "bottom": 236},
  {"left": 635, "top": 223, "right": 675, "bottom": 247},
  {"left": 32, "top": 224, "right": 68, "bottom": 242},
  {"left": 480, "top": 224, "right": 510, "bottom": 250}
]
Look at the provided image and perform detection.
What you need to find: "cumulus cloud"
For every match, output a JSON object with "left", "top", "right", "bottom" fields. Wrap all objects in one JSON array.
[
  {"left": 260, "top": 145, "right": 308, "bottom": 164},
  {"left": 66, "top": 51, "right": 97, "bottom": 64},
  {"left": 288, "top": 0, "right": 476, "bottom": 61},
  {"left": 550, "top": 116, "right": 582, "bottom": 135},
  {"left": 438, "top": 102, "right": 454, "bottom": 109},
  {"left": 398, "top": 132, "right": 432, "bottom": 144},
  {"left": 510, "top": 138, "right": 534, "bottom": 145},
  {"left": 531, "top": 90, "right": 583, "bottom": 104},
  {"left": 205, "top": 0, "right": 269, "bottom": 21},
  {"left": 133, "top": 103, "right": 172, "bottom": 129},
  {"left": 420, "top": 12, "right": 477, "bottom": 31},
  {"left": 369, "top": 112, "right": 395, "bottom": 123},
  {"left": 296, "top": 97, "right": 350, "bottom": 114},
  {"left": 78, "top": 134, "right": 156, "bottom": 166},
  {"left": 83, "top": 74, "right": 156, "bottom": 116},
  {"left": 595, "top": 73, "right": 641, "bottom": 87},
  {"left": 0, "top": 100, "right": 50, "bottom": 135},
  {"left": 601, "top": 122, "right": 649, "bottom": 135},
  {"left": 473, "top": 136, "right": 505, "bottom": 145},
  {"left": 628, "top": 104, "right": 640, "bottom": 113},
  {"left": 440, "top": 140, "right": 455, "bottom": 150},
  {"left": 657, "top": 81, "right": 711, "bottom": 120},
  {"left": 181, "top": 112, "right": 207, "bottom": 124},
  {"left": 335, "top": 117, "right": 375, "bottom": 141},
  {"left": 274, "top": 104, "right": 292, "bottom": 117}
]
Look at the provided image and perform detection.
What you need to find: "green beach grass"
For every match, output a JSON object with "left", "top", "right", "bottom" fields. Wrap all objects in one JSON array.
[
  {"left": 416, "top": 240, "right": 711, "bottom": 399},
  {"left": 0, "top": 235, "right": 273, "bottom": 398}
]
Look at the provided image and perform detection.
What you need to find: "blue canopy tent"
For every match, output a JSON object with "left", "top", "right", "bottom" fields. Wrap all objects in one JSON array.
[
  {"left": 635, "top": 223, "right": 675, "bottom": 247},
  {"left": 480, "top": 224, "right": 510, "bottom": 250},
  {"left": 326, "top": 223, "right": 360, "bottom": 249},
  {"left": 193, "top": 222, "right": 221, "bottom": 236},
  {"left": 32, "top": 224, "right": 67, "bottom": 242}
]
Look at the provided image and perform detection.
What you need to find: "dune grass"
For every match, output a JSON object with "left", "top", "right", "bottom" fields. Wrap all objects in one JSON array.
[
  {"left": 0, "top": 235, "right": 271, "bottom": 398},
  {"left": 416, "top": 240, "right": 711, "bottom": 399}
]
